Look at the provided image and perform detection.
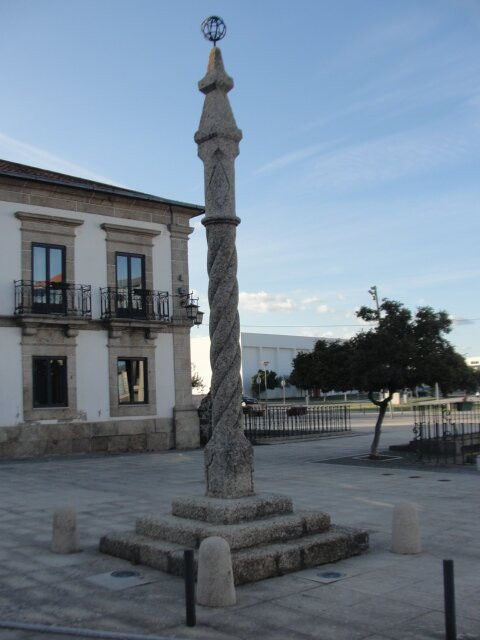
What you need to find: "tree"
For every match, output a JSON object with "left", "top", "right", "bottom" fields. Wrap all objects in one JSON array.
[
  {"left": 290, "top": 339, "right": 352, "bottom": 394},
  {"left": 290, "top": 299, "right": 476, "bottom": 459},
  {"left": 191, "top": 364, "right": 205, "bottom": 393},
  {"left": 250, "top": 369, "right": 280, "bottom": 398},
  {"left": 351, "top": 300, "right": 417, "bottom": 457}
]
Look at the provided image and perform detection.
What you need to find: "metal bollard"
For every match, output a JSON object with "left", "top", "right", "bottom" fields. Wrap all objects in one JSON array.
[
  {"left": 184, "top": 549, "right": 196, "bottom": 627},
  {"left": 443, "top": 559, "right": 457, "bottom": 640}
]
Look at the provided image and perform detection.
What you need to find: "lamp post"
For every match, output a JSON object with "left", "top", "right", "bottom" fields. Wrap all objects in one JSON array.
[
  {"left": 262, "top": 360, "right": 269, "bottom": 403},
  {"left": 256, "top": 375, "right": 262, "bottom": 400},
  {"left": 368, "top": 285, "right": 380, "bottom": 319},
  {"left": 281, "top": 377, "right": 286, "bottom": 405}
]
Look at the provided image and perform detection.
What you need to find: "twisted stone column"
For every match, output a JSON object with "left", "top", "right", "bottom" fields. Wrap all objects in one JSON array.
[{"left": 195, "top": 46, "right": 254, "bottom": 498}]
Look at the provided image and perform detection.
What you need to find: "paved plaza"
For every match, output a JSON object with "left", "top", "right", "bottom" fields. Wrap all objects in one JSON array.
[{"left": 0, "top": 418, "right": 479, "bottom": 640}]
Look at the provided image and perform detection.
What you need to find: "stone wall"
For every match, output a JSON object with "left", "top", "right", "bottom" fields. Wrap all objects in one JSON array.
[{"left": 0, "top": 417, "right": 174, "bottom": 458}]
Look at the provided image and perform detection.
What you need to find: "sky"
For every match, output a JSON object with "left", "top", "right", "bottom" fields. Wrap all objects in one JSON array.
[{"left": 1, "top": 0, "right": 479, "bottom": 380}]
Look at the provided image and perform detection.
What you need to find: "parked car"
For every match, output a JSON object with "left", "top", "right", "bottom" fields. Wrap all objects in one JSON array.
[{"left": 242, "top": 395, "right": 258, "bottom": 405}]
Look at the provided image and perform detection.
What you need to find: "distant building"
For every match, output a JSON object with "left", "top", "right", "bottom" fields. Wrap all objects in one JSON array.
[
  {"left": 466, "top": 356, "right": 480, "bottom": 372},
  {"left": 0, "top": 160, "right": 203, "bottom": 457},
  {"left": 191, "top": 332, "right": 340, "bottom": 399},
  {"left": 240, "top": 332, "right": 334, "bottom": 399}
]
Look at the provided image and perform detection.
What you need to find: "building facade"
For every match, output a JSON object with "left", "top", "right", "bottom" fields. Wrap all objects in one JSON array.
[
  {"left": 240, "top": 332, "right": 323, "bottom": 399},
  {"left": 0, "top": 160, "right": 203, "bottom": 457},
  {"left": 466, "top": 356, "right": 480, "bottom": 372}
]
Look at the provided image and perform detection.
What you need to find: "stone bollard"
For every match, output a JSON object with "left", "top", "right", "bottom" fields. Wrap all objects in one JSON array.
[
  {"left": 196, "top": 536, "right": 236, "bottom": 607},
  {"left": 391, "top": 502, "right": 421, "bottom": 554},
  {"left": 52, "top": 507, "right": 80, "bottom": 554}
]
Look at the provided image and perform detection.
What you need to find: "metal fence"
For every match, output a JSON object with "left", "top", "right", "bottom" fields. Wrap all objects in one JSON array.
[
  {"left": 413, "top": 402, "right": 480, "bottom": 464},
  {"left": 243, "top": 404, "right": 351, "bottom": 441}
]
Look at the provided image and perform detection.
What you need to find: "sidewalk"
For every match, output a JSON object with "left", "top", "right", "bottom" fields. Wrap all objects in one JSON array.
[{"left": 0, "top": 424, "right": 478, "bottom": 639}]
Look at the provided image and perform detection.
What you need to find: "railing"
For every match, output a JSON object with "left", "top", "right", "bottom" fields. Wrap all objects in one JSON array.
[
  {"left": 100, "top": 287, "right": 170, "bottom": 321},
  {"left": 14, "top": 280, "right": 92, "bottom": 317},
  {"left": 243, "top": 404, "right": 351, "bottom": 441},
  {"left": 413, "top": 403, "right": 480, "bottom": 464}
]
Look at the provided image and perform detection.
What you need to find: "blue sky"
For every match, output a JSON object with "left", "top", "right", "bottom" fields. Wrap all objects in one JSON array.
[{"left": 1, "top": 0, "right": 479, "bottom": 357}]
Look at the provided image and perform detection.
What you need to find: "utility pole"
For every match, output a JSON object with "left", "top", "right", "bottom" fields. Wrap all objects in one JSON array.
[
  {"left": 368, "top": 285, "right": 381, "bottom": 319},
  {"left": 262, "top": 360, "right": 269, "bottom": 403}
]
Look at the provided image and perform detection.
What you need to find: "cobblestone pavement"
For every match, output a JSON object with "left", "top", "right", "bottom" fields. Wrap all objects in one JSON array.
[{"left": 0, "top": 421, "right": 478, "bottom": 640}]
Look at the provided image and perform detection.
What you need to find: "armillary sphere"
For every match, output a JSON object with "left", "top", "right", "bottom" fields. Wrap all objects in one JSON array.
[{"left": 201, "top": 16, "right": 227, "bottom": 45}]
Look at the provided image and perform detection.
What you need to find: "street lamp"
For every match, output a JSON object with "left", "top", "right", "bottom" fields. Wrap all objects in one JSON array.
[
  {"left": 262, "top": 360, "right": 269, "bottom": 403},
  {"left": 178, "top": 289, "right": 204, "bottom": 326},
  {"left": 280, "top": 377, "right": 286, "bottom": 405},
  {"left": 368, "top": 285, "right": 380, "bottom": 319},
  {"left": 256, "top": 375, "right": 262, "bottom": 400}
]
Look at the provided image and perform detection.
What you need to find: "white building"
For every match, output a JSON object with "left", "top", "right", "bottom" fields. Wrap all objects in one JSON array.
[
  {"left": 0, "top": 160, "right": 204, "bottom": 457},
  {"left": 240, "top": 332, "right": 329, "bottom": 399},
  {"left": 466, "top": 356, "right": 480, "bottom": 372},
  {"left": 191, "top": 332, "right": 338, "bottom": 399}
]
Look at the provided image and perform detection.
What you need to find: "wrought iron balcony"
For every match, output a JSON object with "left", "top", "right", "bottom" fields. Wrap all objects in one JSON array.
[
  {"left": 100, "top": 287, "right": 170, "bottom": 322},
  {"left": 14, "top": 280, "right": 92, "bottom": 318}
]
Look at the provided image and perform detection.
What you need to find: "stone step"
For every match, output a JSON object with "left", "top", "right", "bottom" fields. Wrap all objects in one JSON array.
[
  {"left": 171, "top": 493, "right": 293, "bottom": 524},
  {"left": 99, "top": 525, "right": 368, "bottom": 585},
  {"left": 135, "top": 510, "right": 331, "bottom": 551}
]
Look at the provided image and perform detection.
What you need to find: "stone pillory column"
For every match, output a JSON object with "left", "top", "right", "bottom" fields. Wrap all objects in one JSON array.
[
  {"left": 98, "top": 18, "right": 369, "bottom": 583},
  {"left": 194, "top": 29, "right": 254, "bottom": 498}
]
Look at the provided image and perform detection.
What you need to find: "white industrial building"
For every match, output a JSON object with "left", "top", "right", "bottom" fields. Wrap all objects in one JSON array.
[
  {"left": 466, "top": 356, "right": 480, "bottom": 372},
  {"left": 191, "top": 332, "right": 336, "bottom": 400},
  {"left": 240, "top": 332, "right": 330, "bottom": 399}
]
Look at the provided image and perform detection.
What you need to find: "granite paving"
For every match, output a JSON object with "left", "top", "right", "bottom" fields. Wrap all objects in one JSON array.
[{"left": 0, "top": 418, "right": 478, "bottom": 639}]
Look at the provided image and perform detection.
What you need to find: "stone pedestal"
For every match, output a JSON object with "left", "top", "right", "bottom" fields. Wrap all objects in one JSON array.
[{"left": 100, "top": 493, "right": 368, "bottom": 584}]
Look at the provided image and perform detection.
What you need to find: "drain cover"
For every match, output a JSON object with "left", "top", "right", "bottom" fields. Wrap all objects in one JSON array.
[
  {"left": 318, "top": 571, "right": 342, "bottom": 579},
  {"left": 353, "top": 454, "right": 400, "bottom": 461},
  {"left": 111, "top": 570, "right": 139, "bottom": 578}
]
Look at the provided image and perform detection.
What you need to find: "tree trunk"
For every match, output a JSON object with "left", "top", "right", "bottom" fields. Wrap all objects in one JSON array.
[{"left": 367, "top": 390, "right": 393, "bottom": 459}]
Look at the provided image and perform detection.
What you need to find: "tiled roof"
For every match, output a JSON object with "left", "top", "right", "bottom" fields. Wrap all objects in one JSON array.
[{"left": 0, "top": 159, "right": 204, "bottom": 213}]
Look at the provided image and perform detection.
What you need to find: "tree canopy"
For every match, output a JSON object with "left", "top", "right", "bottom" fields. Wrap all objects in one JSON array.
[
  {"left": 250, "top": 369, "right": 281, "bottom": 397},
  {"left": 290, "top": 298, "right": 477, "bottom": 457}
]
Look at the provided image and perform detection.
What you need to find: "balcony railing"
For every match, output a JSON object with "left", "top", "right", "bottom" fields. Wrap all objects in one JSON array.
[
  {"left": 14, "top": 280, "right": 92, "bottom": 318},
  {"left": 100, "top": 287, "right": 170, "bottom": 322}
]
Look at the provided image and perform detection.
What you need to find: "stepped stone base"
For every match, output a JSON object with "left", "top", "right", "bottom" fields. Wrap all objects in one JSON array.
[{"left": 99, "top": 493, "right": 368, "bottom": 585}]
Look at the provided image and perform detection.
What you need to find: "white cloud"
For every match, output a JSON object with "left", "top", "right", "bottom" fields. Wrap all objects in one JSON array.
[
  {"left": 0, "top": 132, "right": 117, "bottom": 184},
  {"left": 256, "top": 141, "right": 341, "bottom": 175},
  {"left": 302, "top": 296, "right": 321, "bottom": 306},
  {"left": 300, "top": 297, "right": 334, "bottom": 314},
  {"left": 316, "top": 304, "right": 333, "bottom": 314},
  {"left": 239, "top": 291, "right": 295, "bottom": 313},
  {"left": 307, "top": 124, "right": 479, "bottom": 191}
]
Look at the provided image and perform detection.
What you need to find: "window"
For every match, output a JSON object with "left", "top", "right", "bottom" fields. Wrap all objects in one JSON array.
[
  {"left": 117, "top": 358, "right": 148, "bottom": 404},
  {"left": 32, "top": 243, "right": 66, "bottom": 313},
  {"left": 33, "top": 357, "right": 68, "bottom": 407},
  {"left": 115, "top": 253, "right": 146, "bottom": 317}
]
